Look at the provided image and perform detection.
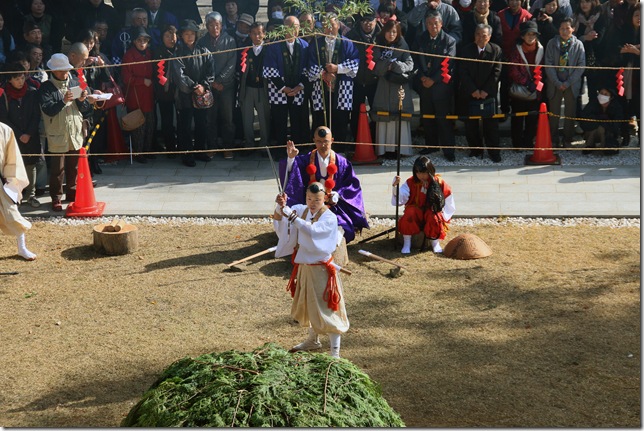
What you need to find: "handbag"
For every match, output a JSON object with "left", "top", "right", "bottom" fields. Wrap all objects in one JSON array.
[
  {"left": 468, "top": 98, "right": 497, "bottom": 117},
  {"left": 95, "top": 75, "right": 125, "bottom": 110},
  {"left": 120, "top": 83, "right": 145, "bottom": 131},
  {"left": 192, "top": 89, "right": 214, "bottom": 109},
  {"left": 509, "top": 82, "right": 537, "bottom": 101}
]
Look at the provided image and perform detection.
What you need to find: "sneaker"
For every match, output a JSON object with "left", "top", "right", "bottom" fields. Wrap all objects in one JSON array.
[
  {"left": 27, "top": 197, "right": 41, "bottom": 208},
  {"left": 290, "top": 339, "right": 322, "bottom": 352}
]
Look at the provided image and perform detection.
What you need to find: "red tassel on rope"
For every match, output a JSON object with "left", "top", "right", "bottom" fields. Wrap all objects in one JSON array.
[
  {"left": 365, "top": 45, "right": 375, "bottom": 70},
  {"left": 240, "top": 47, "right": 249, "bottom": 73},
  {"left": 77, "top": 69, "right": 87, "bottom": 90},
  {"left": 440, "top": 57, "right": 451, "bottom": 84},
  {"left": 157, "top": 60, "right": 167, "bottom": 85},
  {"left": 322, "top": 258, "right": 340, "bottom": 311},
  {"left": 533, "top": 65, "right": 543, "bottom": 92},
  {"left": 616, "top": 68, "right": 624, "bottom": 97}
]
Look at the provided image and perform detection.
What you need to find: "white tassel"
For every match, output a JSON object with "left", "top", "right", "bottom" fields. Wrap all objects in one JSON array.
[{"left": 17, "top": 233, "right": 36, "bottom": 261}]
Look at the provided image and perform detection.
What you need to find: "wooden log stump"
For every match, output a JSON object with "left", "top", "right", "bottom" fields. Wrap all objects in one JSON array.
[{"left": 93, "top": 223, "right": 139, "bottom": 255}]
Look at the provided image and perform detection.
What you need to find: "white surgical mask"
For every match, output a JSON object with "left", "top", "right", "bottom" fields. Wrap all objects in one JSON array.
[
  {"left": 459, "top": 0, "right": 472, "bottom": 7},
  {"left": 272, "top": 11, "right": 284, "bottom": 19},
  {"left": 597, "top": 94, "right": 611, "bottom": 104},
  {"left": 236, "top": 30, "right": 248, "bottom": 38}
]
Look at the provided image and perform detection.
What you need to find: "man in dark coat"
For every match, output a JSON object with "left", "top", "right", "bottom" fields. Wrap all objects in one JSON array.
[
  {"left": 458, "top": 23, "right": 503, "bottom": 162},
  {"left": 458, "top": 0, "right": 503, "bottom": 47},
  {"left": 412, "top": 10, "right": 457, "bottom": 161},
  {"left": 144, "top": 0, "right": 178, "bottom": 49},
  {"left": 197, "top": 11, "right": 237, "bottom": 159}
]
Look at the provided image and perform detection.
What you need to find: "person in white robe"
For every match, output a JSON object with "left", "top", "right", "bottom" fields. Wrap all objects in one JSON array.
[
  {"left": 273, "top": 182, "right": 349, "bottom": 358},
  {"left": 0, "top": 122, "right": 36, "bottom": 260}
]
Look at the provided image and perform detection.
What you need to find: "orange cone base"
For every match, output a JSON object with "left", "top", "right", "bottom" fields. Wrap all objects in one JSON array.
[
  {"left": 66, "top": 201, "right": 106, "bottom": 217},
  {"left": 525, "top": 153, "right": 561, "bottom": 165}
]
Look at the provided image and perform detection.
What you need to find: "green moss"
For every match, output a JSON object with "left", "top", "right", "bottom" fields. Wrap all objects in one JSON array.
[{"left": 122, "top": 343, "right": 405, "bottom": 427}]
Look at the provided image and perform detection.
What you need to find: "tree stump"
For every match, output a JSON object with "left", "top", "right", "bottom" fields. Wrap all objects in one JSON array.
[{"left": 93, "top": 223, "right": 139, "bottom": 255}]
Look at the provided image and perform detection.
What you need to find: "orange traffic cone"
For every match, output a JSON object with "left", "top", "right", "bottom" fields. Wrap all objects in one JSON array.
[
  {"left": 352, "top": 103, "right": 379, "bottom": 165},
  {"left": 525, "top": 102, "right": 561, "bottom": 165},
  {"left": 105, "top": 108, "right": 128, "bottom": 162},
  {"left": 66, "top": 147, "right": 106, "bottom": 217}
]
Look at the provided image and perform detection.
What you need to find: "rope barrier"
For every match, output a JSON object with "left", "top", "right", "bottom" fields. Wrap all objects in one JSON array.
[{"left": 3, "top": 31, "right": 639, "bottom": 77}]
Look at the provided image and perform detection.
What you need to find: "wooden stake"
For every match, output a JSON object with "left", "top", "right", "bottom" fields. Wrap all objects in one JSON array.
[
  {"left": 227, "top": 246, "right": 277, "bottom": 268},
  {"left": 358, "top": 249, "right": 408, "bottom": 270}
]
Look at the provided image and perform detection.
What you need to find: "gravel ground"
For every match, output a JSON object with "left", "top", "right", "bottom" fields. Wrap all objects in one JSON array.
[{"left": 30, "top": 215, "right": 640, "bottom": 228}]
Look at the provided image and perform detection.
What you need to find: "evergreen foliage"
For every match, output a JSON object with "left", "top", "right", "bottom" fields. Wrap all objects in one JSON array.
[{"left": 121, "top": 343, "right": 405, "bottom": 427}]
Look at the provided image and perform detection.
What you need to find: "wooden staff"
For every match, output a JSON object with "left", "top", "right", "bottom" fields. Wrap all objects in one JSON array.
[
  {"left": 227, "top": 246, "right": 277, "bottom": 268},
  {"left": 394, "top": 85, "right": 405, "bottom": 250},
  {"left": 359, "top": 249, "right": 408, "bottom": 270},
  {"left": 332, "top": 262, "right": 352, "bottom": 276}
]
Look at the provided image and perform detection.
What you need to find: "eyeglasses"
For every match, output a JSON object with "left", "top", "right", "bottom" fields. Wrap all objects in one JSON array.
[{"left": 308, "top": 183, "right": 324, "bottom": 193}]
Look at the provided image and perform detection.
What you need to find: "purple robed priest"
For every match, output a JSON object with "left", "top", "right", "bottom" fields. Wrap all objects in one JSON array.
[{"left": 279, "top": 151, "right": 369, "bottom": 243}]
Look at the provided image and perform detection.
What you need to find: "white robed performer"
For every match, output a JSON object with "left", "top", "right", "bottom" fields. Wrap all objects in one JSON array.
[
  {"left": 0, "top": 122, "right": 36, "bottom": 260},
  {"left": 273, "top": 182, "right": 349, "bottom": 358}
]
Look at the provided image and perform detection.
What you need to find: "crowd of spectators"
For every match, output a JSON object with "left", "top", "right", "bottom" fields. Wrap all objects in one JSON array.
[{"left": 0, "top": 0, "right": 639, "bottom": 208}]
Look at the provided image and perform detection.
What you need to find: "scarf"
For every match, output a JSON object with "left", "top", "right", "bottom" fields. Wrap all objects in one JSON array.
[
  {"left": 522, "top": 41, "right": 537, "bottom": 53},
  {"left": 5, "top": 83, "right": 27, "bottom": 100},
  {"left": 573, "top": 11, "right": 601, "bottom": 34},
  {"left": 474, "top": 9, "right": 490, "bottom": 24},
  {"left": 558, "top": 38, "right": 571, "bottom": 72}
]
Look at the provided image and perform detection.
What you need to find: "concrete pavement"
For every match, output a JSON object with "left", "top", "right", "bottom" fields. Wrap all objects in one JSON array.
[{"left": 19, "top": 152, "right": 640, "bottom": 219}]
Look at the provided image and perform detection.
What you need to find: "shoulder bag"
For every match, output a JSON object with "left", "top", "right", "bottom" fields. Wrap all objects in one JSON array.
[{"left": 120, "top": 82, "right": 145, "bottom": 131}]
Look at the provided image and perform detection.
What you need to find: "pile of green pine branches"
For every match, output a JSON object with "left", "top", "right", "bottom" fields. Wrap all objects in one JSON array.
[{"left": 121, "top": 343, "right": 405, "bottom": 427}]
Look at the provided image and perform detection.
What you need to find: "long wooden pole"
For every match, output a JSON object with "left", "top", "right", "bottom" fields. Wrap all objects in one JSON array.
[
  {"left": 359, "top": 249, "right": 408, "bottom": 270},
  {"left": 394, "top": 86, "right": 405, "bottom": 250},
  {"left": 227, "top": 246, "right": 277, "bottom": 267}
]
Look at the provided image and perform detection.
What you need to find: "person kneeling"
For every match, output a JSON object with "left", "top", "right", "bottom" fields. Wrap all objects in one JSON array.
[{"left": 392, "top": 156, "right": 455, "bottom": 254}]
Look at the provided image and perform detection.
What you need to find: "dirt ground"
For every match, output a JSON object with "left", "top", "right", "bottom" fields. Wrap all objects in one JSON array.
[{"left": 0, "top": 221, "right": 640, "bottom": 427}]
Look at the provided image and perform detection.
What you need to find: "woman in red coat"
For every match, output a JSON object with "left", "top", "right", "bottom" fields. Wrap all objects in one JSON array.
[{"left": 122, "top": 26, "right": 155, "bottom": 163}]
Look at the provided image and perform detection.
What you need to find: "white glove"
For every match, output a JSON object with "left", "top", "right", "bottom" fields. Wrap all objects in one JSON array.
[
  {"left": 329, "top": 191, "right": 339, "bottom": 204},
  {"left": 281, "top": 206, "right": 294, "bottom": 218}
]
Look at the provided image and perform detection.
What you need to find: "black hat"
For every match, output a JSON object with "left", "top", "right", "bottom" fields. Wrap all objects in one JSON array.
[
  {"left": 359, "top": 9, "right": 376, "bottom": 21},
  {"left": 179, "top": 19, "right": 200, "bottom": 33},
  {"left": 519, "top": 20, "right": 540, "bottom": 35},
  {"left": 130, "top": 26, "right": 151, "bottom": 40}
]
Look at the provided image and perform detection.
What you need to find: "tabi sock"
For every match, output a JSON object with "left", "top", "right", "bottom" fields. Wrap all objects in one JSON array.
[
  {"left": 401, "top": 235, "right": 412, "bottom": 254},
  {"left": 430, "top": 239, "right": 443, "bottom": 253},
  {"left": 17, "top": 233, "right": 36, "bottom": 261},
  {"left": 329, "top": 333, "right": 341, "bottom": 358}
]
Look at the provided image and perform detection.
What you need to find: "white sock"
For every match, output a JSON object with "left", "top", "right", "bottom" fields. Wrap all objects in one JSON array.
[
  {"left": 401, "top": 235, "right": 412, "bottom": 254},
  {"left": 431, "top": 239, "right": 442, "bottom": 253},
  {"left": 307, "top": 327, "right": 320, "bottom": 344},
  {"left": 329, "top": 333, "right": 341, "bottom": 358},
  {"left": 17, "top": 233, "right": 36, "bottom": 261}
]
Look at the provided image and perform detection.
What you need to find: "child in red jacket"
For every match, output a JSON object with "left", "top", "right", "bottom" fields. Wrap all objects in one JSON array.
[
  {"left": 392, "top": 156, "right": 456, "bottom": 254},
  {"left": 122, "top": 26, "right": 155, "bottom": 163}
]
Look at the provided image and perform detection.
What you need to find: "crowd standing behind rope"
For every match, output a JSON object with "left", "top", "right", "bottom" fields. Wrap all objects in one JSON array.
[{"left": 0, "top": 0, "right": 639, "bottom": 211}]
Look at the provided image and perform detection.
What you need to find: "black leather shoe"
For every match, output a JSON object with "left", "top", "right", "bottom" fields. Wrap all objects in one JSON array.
[{"left": 195, "top": 153, "right": 213, "bottom": 162}]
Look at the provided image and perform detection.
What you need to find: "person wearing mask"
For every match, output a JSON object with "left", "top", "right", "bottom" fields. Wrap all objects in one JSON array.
[
  {"left": 580, "top": 87, "right": 625, "bottom": 154},
  {"left": 544, "top": 17, "right": 585, "bottom": 147},
  {"left": 197, "top": 11, "right": 237, "bottom": 160}
]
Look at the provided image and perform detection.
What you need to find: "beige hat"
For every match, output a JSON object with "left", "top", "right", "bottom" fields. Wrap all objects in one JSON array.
[
  {"left": 47, "top": 53, "right": 73, "bottom": 71},
  {"left": 443, "top": 234, "right": 492, "bottom": 260},
  {"left": 238, "top": 13, "right": 254, "bottom": 26}
]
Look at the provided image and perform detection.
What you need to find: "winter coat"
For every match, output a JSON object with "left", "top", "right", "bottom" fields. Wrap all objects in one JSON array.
[
  {"left": 372, "top": 38, "right": 415, "bottom": 120},
  {"left": 171, "top": 41, "right": 216, "bottom": 110},
  {"left": 122, "top": 46, "right": 155, "bottom": 113},
  {"left": 0, "top": 87, "right": 42, "bottom": 165}
]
